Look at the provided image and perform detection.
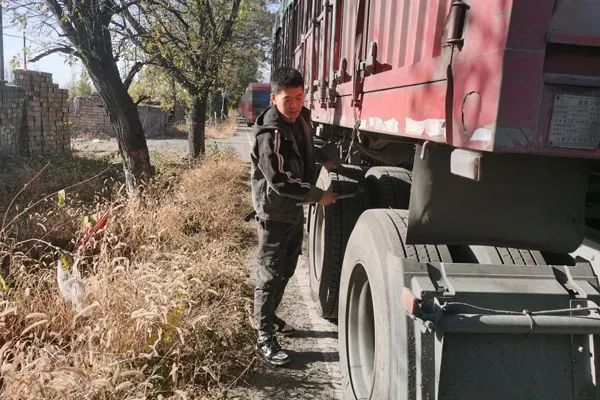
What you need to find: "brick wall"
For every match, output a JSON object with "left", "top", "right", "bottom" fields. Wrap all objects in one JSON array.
[
  {"left": 0, "top": 82, "right": 25, "bottom": 156},
  {"left": 71, "top": 94, "right": 113, "bottom": 136},
  {"left": 0, "top": 70, "right": 71, "bottom": 156},
  {"left": 71, "top": 94, "right": 168, "bottom": 138},
  {"left": 139, "top": 105, "right": 168, "bottom": 137}
]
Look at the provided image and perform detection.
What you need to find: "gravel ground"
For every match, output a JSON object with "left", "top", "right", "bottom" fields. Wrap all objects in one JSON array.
[
  {"left": 228, "top": 244, "right": 342, "bottom": 400},
  {"left": 74, "top": 123, "right": 343, "bottom": 400},
  {"left": 72, "top": 126, "right": 254, "bottom": 163}
]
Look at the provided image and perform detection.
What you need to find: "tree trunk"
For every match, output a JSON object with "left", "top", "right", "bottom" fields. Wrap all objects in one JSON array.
[
  {"left": 87, "top": 59, "right": 152, "bottom": 192},
  {"left": 188, "top": 93, "right": 208, "bottom": 158}
]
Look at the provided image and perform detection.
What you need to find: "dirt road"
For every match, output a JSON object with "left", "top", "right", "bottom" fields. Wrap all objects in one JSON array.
[
  {"left": 74, "top": 124, "right": 342, "bottom": 400},
  {"left": 72, "top": 126, "right": 254, "bottom": 163},
  {"left": 224, "top": 125, "right": 342, "bottom": 399},
  {"left": 229, "top": 245, "right": 342, "bottom": 399}
]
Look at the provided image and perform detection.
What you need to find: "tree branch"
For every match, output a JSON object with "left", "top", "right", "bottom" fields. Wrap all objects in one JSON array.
[
  {"left": 29, "top": 46, "right": 80, "bottom": 63},
  {"left": 124, "top": 61, "right": 146, "bottom": 90},
  {"left": 111, "top": 0, "right": 142, "bottom": 15},
  {"left": 217, "top": 0, "right": 242, "bottom": 48},
  {"left": 135, "top": 95, "right": 150, "bottom": 105}
]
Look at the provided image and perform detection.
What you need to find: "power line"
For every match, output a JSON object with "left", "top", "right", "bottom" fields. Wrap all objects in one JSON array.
[
  {"left": 2, "top": 32, "right": 21, "bottom": 39},
  {"left": 2, "top": 32, "right": 47, "bottom": 49}
]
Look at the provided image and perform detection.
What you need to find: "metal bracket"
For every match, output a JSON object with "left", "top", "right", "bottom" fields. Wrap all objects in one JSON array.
[
  {"left": 327, "top": 85, "right": 337, "bottom": 107},
  {"left": 415, "top": 320, "right": 444, "bottom": 399},
  {"left": 318, "top": 79, "right": 328, "bottom": 108},
  {"left": 364, "top": 41, "right": 378, "bottom": 75},
  {"left": 570, "top": 299, "right": 598, "bottom": 400},
  {"left": 450, "top": 148, "right": 482, "bottom": 181}
]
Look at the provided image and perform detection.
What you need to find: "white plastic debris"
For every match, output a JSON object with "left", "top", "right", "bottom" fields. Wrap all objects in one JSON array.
[{"left": 57, "top": 256, "right": 86, "bottom": 312}]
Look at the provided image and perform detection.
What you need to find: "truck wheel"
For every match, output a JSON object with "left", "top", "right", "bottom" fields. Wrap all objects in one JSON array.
[
  {"left": 365, "top": 167, "right": 412, "bottom": 209},
  {"left": 339, "top": 209, "right": 451, "bottom": 399},
  {"left": 468, "top": 245, "right": 545, "bottom": 265},
  {"left": 308, "top": 165, "right": 368, "bottom": 318}
]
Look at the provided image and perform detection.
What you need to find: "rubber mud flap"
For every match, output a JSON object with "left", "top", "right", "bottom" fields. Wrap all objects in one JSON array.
[{"left": 407, "top": 143, "right": 588, "bottom": 253}]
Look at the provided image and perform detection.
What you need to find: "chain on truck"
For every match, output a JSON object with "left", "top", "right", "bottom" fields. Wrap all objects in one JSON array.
[{"left": 273, "top": 0, "right": 600, "bottom": 399}]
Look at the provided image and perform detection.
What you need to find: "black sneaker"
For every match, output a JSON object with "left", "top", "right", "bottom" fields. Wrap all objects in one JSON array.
[
  {"left": 274, "top": 315, "right": 296, "bottom": 336},
  {"left": 257, "top": 335, "right": 291, "bottom": 366}
]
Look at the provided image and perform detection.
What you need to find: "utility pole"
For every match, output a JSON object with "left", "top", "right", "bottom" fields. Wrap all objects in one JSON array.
[
  {"left": 22, "top": 29, "right": 26, "bottom": 71},
  {"left": 0, "top": 4, "right": 4, "bottom": 81}
]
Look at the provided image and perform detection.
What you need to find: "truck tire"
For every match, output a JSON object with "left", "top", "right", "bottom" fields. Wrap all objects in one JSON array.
[
  {"left": 365, "top": 167, "right": 412, "bottom": 209},
  {"left": 339, "top": 209, "right": 452, "bottom": 399},
  {"left": 308, "top": 165, "right": 368, "bottom": 318},
  {"left": 469, "top": 245, "right": 545, "bottom": 265}
]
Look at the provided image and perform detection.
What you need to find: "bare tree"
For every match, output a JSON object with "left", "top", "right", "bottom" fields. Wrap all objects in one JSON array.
[
  {"left": 121, "top": 0, "right": 244, "bottom": 158},
  {"left": 6, "top": 0, "right": 152, "bottom": 192}
]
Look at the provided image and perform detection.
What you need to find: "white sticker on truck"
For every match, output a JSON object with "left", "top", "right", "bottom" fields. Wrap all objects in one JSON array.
[
  {"left": 470, "top": 128, "right": 493, "bottom": 142},
  {"left": 405, "top": 118, "right": 445, "bottom": 137}
]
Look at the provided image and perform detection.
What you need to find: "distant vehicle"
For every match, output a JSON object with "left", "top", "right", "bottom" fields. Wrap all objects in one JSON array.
[{"left": 237, "top": 83, "right": 271, "bottom": 127}]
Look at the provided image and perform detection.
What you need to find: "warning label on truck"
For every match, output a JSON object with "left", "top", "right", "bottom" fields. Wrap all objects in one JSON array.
[{"left": 548, "top": 94, "right": 600, "bottom": 149}]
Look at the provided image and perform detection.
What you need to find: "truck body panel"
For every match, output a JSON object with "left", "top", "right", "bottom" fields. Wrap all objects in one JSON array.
[{"left": 274, "top": 0, "right": 600, "bottom": 158}]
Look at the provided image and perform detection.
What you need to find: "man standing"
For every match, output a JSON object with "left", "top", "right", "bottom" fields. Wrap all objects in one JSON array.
[{"left": 250, "top": 67, "right": 338, "bottom": 366}]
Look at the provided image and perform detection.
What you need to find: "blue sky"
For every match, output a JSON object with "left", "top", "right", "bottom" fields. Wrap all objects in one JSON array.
[
  {"left": 3, "top": 25, "right": 78, "bottom": 88},
  {"left": 2, "top": 2, "right": 279, "bottom": 88}
]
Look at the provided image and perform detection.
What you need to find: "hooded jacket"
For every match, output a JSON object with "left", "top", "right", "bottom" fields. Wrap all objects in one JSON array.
[{"left": 251, "top": 105, "right": 327, "bottom": 223}]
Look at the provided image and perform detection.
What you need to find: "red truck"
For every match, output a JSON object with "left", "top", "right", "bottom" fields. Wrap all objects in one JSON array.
[
  {"left": 274, "top": 0, "right": 600, "bottom": 399},
  {"left": 237, "top": 82, "right": 271, "bottom": 126}
]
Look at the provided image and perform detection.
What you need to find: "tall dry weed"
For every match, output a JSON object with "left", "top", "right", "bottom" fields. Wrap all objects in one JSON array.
[
  {"left": 0, "top": 153, "right": 255, "bottom": 398},
  {"left": 165, "top": 112, "right": 239, "bottom": 140},
  {"left": 205, "top": 119, "right": 237, "bottom": 140}
]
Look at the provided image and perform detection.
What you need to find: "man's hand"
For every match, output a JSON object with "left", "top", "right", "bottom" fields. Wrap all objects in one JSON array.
[
  {"left": 323, "top": 160, "right": 342, "bottom": 172},
  {"left": 318, "top": 191, "right": 337, "bottom": 206}
]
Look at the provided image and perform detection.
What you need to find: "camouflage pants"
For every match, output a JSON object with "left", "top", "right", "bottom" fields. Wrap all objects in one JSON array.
[{"left": 254, "top": 218, "right": 303, "bottom": 338}]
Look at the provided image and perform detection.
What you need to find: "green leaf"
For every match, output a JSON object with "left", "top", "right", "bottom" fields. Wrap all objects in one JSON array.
[
  {"left": 60, "top": 251, "right": 73, "bottom": 271},
  {"left": 57, "top": 189, "right": 66, "bottom": 205},
  {"left": 83, "top": 214, "right": 97, "bottom": 228}
]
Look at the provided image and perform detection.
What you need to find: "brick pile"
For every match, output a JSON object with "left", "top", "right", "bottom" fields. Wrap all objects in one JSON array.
[
  {"left": 12, "top": 70, "right": 71, "bottom": 154},
  {"left": 0, "top": 81, "right": 25, "bottom": 156}
]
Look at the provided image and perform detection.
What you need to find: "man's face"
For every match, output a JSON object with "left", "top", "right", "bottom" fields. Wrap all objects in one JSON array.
[{"left": 271, "top": 86, "right": 305, "bottom": 123}]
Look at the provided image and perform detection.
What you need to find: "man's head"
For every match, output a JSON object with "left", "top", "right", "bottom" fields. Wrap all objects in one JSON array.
[{"left": 270, "top": 67, "right": 305, "bottom": 123}]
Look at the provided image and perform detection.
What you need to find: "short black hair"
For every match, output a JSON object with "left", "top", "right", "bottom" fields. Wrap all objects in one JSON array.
[{"left": 270, "top": 67, "right": 304, "bottom": 94}]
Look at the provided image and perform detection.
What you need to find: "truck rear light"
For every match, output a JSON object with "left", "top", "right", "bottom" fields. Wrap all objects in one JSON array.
[{"left": 401, "top": 288, "right": 419, "bottom": 316}]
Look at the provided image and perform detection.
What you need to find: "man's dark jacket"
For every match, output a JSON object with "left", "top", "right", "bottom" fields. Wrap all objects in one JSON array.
[{"left": 251, "top": 105, "right": 326, "bottom": 224}]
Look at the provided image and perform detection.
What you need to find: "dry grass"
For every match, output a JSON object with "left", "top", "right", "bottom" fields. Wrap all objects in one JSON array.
[
  {"left": 163, "top": 123, "right": 188, "bottom": 138},
  {"left": 205, "top": 118, "right": 237, "bottom": 140},
  {"left": 0, "top": 152, "right": 256, "bottom": 398},
  {"left": 165, "top": 113, "right": 238, "bottom": 140}
]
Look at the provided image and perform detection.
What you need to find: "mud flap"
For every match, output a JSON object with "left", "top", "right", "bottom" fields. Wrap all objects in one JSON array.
[{"left": 406, "top": 142, "right": 589, "bottom": 253}]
